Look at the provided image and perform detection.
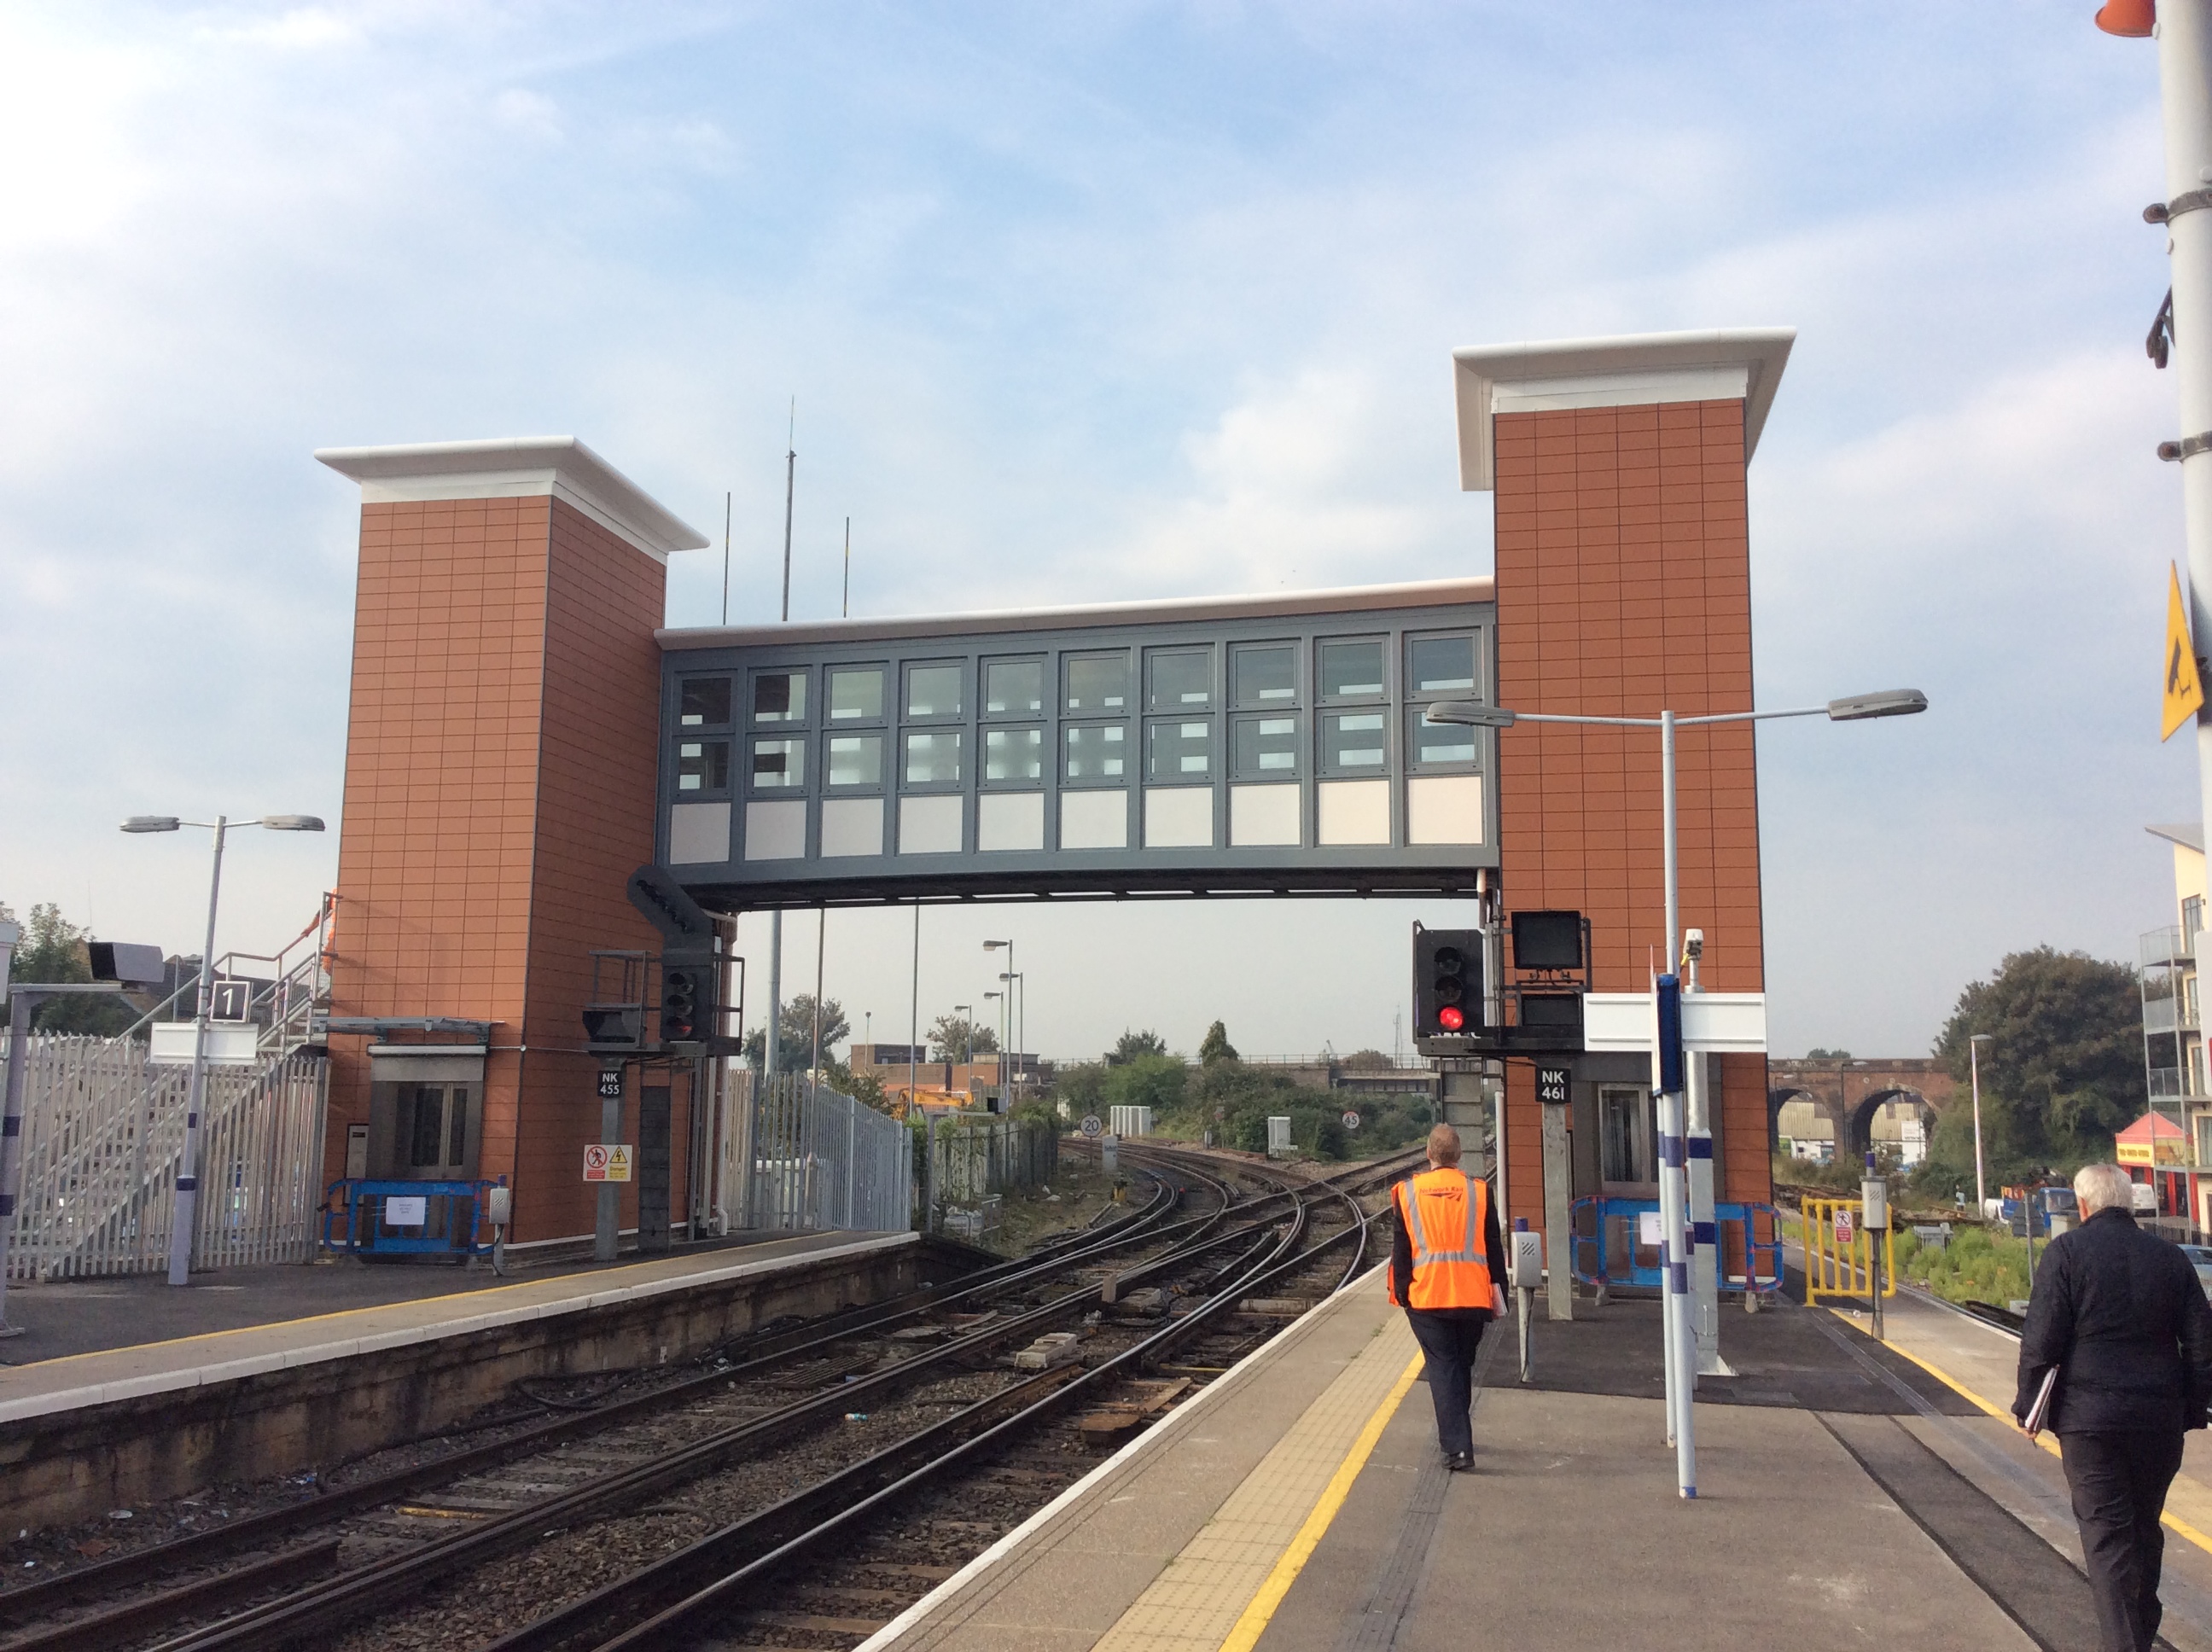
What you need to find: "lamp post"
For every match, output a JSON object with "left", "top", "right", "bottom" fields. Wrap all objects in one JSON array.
[
  {"left": 1969, "top": 1033, "right": 1994, "bottom": 1218},
  {"left": 983, "top": 939, "right": 1015, "bottom": 1099},
  {"left": 984, "top": 990, "right": 1006, "bottom": 1110},
  {"left": 120, "top": 812, "right": 326, "bottom": 1286},
  {"left": 1427, "top": 687, "right": 1927, "bottom": 1499},
  {"left": 998, "top": 972, "right": 1025, "bottom": 1093}
]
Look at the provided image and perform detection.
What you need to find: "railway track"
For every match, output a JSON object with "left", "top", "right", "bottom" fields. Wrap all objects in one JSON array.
[{"left": 0, "top": 1143, "right": 1417, "bottom": 1652}]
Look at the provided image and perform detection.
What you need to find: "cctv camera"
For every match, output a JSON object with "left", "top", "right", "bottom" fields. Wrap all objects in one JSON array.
[{"left": 1682, "top": 929, "right": 1703, "bottom": 960}]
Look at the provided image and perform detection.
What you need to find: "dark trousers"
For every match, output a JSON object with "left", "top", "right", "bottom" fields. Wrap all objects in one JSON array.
[
  {"left": 2060, "top": 1428, "right": 2186, "bottom": 1652},
  {"left": 1406, "top": 1309, "right": 1487, "bottom": 1457}
]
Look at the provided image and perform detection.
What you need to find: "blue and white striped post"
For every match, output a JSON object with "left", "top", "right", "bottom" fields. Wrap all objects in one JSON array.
[{"left": 1656, "top": 971, "right": 1696, "bottom": 1497}]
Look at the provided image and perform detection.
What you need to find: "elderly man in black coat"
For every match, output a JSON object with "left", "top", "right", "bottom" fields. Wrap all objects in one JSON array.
[{"left": 2016, "top": 1161, "right": 2212, "bottom": 1652}]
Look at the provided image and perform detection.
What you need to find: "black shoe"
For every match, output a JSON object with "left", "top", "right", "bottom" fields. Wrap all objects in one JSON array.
[{"left": 1444, "top": 1451, "right": 1472, "bottom": 1472}]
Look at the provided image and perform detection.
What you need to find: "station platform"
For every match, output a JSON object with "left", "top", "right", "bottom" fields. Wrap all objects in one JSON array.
[
  {"left": 0, "top": 1230, "right": 925, "bottom": 1531},
  {"left": 862, "top": 1270, "right": 2212, "bottom": 1652},
  {"left": 0, "top": 1230, "right": 913, "bottom": 1422}
]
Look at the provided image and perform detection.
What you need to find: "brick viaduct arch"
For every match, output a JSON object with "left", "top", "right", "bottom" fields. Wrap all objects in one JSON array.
[{"left": 1767, "top": 1058, "right": 1958, "bottom": 1160}]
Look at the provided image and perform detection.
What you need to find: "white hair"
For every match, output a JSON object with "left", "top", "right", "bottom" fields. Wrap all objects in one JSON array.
[{"left": 2073, "top": 1162, "right": 2135, "bottom": 1216}]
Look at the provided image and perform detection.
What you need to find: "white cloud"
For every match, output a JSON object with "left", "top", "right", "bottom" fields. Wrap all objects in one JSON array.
[{"left": 0, "top": 2, "right": 2192, "bottom": 1060}]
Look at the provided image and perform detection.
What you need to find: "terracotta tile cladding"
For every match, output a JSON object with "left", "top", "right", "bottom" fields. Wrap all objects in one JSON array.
[
  {"left": 1490, "top": 397, "right": 1767, "bottom": 1211},
  {"left": 325, "top": 495, "right": 680, "bottom": 1242}
]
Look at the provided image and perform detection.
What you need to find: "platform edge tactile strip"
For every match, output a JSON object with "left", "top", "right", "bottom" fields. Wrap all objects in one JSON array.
[
  {"left": 857, "top": 1266, "right": 1409, "bottom": 1652},
  {"left": 1089, "top": 1310, "right": 1420, "bottom": 1652}
]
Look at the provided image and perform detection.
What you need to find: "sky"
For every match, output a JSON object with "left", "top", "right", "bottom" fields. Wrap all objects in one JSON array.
[{"left": 0, "top": 2, "right": 2197, "bottom": 1064}]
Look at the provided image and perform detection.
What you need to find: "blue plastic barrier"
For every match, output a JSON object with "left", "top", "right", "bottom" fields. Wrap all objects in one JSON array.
[
  {"left": 1569, "top": 1195, "right": 1782, "bottom": 1296},
  {"left": 323, "top": 1178, "right": 504, "bottom": 1259}
]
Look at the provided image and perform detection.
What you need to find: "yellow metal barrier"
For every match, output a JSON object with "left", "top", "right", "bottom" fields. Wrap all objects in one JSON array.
[{"left": 1802, "top": 1197, "right": 1895, "bottom": 1304}]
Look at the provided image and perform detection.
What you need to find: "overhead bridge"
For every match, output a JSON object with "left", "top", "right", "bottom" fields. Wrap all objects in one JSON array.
[{"left": 654, "top": 579, "right": 1499, "bottom": 911}]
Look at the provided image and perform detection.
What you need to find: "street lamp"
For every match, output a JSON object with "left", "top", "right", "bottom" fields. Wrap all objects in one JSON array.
[
  {"left": 120, "top": 812, "right": 326, "bottom": 1286},
  {"left": 1426, "top": 686, "right": 1926, "bottom": 1498},
  {"left": 1969, "top": 1033, "right": 1994, "bottom": 1218},
  {"left": 984, "top": 989, "right": 1006, "bottom": 1107},
  {"left": 998, "top": 972, "right": 1026, "bottom": 1090},
  {"left": 983, "top": 939, "right": 1015, "bottom": 1095}
]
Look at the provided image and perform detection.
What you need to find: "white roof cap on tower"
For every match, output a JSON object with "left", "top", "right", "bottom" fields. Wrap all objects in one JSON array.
[
  {"left": 1451, "top": 328, "right": 1796, "bottom": 492},
  {"left": 316, "top": 436, "right": 709, "bottom": 561}
]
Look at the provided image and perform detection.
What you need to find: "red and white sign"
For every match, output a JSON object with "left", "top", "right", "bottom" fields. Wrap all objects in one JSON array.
[
  {"left": 1833, "top": 1208, "right": 1855, "bottom": 1246},
  {"left": 584, "top": 1143, "right": 633, "bottom": 1183}
]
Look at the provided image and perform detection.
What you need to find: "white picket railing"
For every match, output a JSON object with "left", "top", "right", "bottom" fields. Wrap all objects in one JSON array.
[
  {"left": 723, "top": 1073, "right": 911, "bottom": 1235},
  {"left": 4, "top": 1034, "right": 329, "bottom": 1280}
]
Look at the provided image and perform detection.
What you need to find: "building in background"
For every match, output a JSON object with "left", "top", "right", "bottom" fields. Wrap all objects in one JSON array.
[{"left": 2143, "top": 823, "right": 2209, "bottom": 1164}]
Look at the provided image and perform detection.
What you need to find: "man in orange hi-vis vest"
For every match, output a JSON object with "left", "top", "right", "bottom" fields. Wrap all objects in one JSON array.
[{"left": 1388, "top": 1122, "right": 1506, "bottom": 1470}]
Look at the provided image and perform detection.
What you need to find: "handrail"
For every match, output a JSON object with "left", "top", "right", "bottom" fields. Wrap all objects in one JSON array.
[{"left": 98, "top": 892, "right": 335, "bottom": 1052}]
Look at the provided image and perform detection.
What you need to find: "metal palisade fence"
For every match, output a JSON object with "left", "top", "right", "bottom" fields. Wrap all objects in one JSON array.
[
  {"left": 726, "top": 1072, "right": 912, "bottom": 1235},
  {"left": 4, "top": 1033, "right": 329, "bottom": 1280},
  {"left": 926, "top": 1113, "right": 1057, "bottom": 1208}
]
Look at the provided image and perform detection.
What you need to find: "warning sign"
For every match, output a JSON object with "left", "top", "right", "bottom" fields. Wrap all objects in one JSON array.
[
  {"left": 1833, "top": 1207, "right": 1855, "bottom": 1246},
  {"left": 2165, "top": 563, "right": 2205, "bottom": 740},
  {"left": 583, "top": 1143, "right": 633, "bottom": 1183}
]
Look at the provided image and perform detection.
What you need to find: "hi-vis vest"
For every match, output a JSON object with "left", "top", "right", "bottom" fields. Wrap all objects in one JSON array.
[{"left": 1389, "top": 1167, "right": 1494, "bottom": 1311}]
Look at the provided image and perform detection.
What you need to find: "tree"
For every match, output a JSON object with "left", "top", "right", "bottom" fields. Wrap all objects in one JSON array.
[
  {"left": 743, "top": 994, "right": 850, "bottom": 1074},
  {"left": 1924, "top": 947, "right": 2143, "bottom": 1183},
  {"left": 1198, "top": 1021, "right": 1237, "bottom": 1066},
  {"left": 1807, "top": 1047, "right": 1853, "bottom": 1060},
  {"left": 1340, "top": 1049, "right": 1394, "bottom": 1071},
  {"left": 9, "top": 902, "right": 136, "bottom": 1035},
  {"left": 928, "top": 1014, "right": 998, "bottom": 1062},
  {"left": 1106, "top": 1029, "right": 1167, "bottom": 1066},
  {"left": 1103, "top": 1052, "right": 1185, "bottom": 1114},
  {"left": 1055, "top": 1061, "right": 1108, "bottom": 1118}
]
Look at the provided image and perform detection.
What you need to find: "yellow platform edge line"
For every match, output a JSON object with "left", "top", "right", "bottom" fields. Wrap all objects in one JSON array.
[
  {"left": 1824, "top": 1306, "right": 2212, "bottom": 1561},
  {"left": 1214, "top": 1350, "right": 1425, "bottom": 1652}
]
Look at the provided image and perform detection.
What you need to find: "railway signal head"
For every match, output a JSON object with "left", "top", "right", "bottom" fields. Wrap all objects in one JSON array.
[
  {"left": 660, "top": 960, "right": 707, "bottom": 1044},
  {"left": 1412, "top": 925, "right": 1482, "bottom": 1041}
]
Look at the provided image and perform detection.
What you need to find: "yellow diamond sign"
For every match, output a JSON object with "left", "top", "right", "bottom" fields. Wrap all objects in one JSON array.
[{"left": 2166, "top": 563, "right": 2205, "bottom": 741}]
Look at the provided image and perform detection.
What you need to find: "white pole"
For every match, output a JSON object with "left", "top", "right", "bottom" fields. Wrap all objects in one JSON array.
[
  {"left": 765, "top": 910, "right": 783, "bottom": 1085},
  {"left": 1970, "top": 1038, "right": 1988, "bottom": 1215},
  {"left": 0, "top": 989, "right": 33, "bottom": 1330},
  {"left": 1657, "top": 712, "right": 1697, "bottom": 1493},
  {"left": 1656, "top": 717, "right": 1680, "bottom": 1443},
  {"left": 2151, "top": 4, "right": 2212, "bottom": 875},
  {"left": 170, "top": 815, "right": 227, "bottom": 1287},
  {"left": 1686, "top": 955, "right": 1730, "bottom": 1376}
]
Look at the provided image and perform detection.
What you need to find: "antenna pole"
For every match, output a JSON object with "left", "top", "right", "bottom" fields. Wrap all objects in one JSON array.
[
  {"left": 720, "top": 491, "right": 731, "bottom": 626},
  {"left": 842, "top": 515, "right": 851, "bottom": 619},
  {"left": 780, "top": 399, "right": 795, "bottom": 624}
]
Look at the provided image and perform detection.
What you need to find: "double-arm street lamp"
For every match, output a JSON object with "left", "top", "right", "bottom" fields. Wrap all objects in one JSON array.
[
  {"left": 120, "top": 812, "right": 326, "bottom": 1286},
  {"left": 982, "top": 939, "right": 1016, "bottom": 1096},
  {"left": 1425, "top": 687, "right": 1926, "bottom": 1498}
]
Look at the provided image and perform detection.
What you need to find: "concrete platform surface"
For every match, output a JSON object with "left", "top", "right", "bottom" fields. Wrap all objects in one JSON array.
[
  {"left": 0, "top": 1230, "right": 911, "bottom": 1423},
  {"left": 0, "top": 1229, "right": 864, "bottom": 1366},
  {"left": 863, "top": 1272, "right": 2212, "bottom": 1652}
]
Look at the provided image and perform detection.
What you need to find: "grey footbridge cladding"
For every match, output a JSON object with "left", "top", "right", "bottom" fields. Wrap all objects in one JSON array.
[{"left": 655, "top": 579, "right": 1500, "bottom": 910}]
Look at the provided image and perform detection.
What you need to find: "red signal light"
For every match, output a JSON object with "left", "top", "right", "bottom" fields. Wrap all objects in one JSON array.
[{"left": 1438, "top": 1004, "right": 1464, "bottom": 1032}]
